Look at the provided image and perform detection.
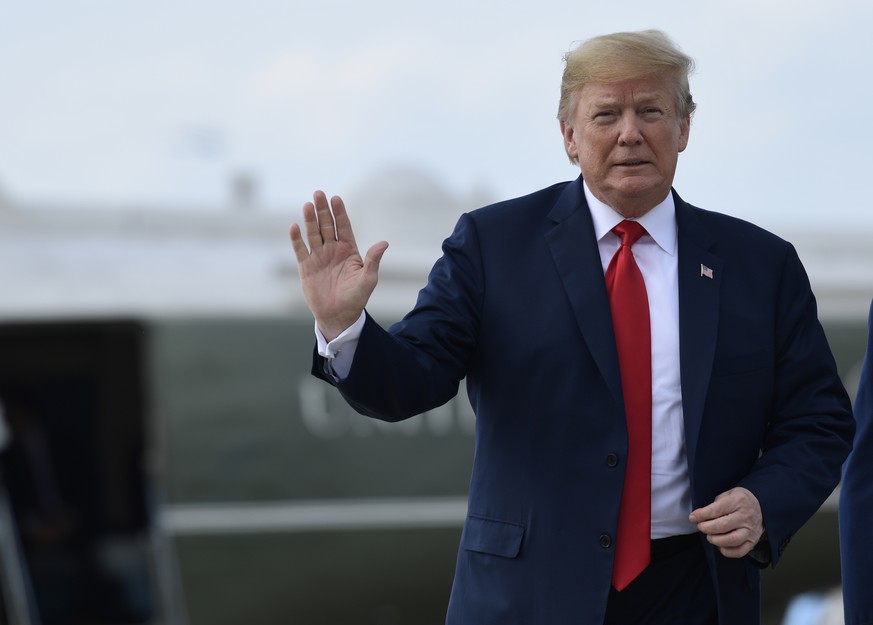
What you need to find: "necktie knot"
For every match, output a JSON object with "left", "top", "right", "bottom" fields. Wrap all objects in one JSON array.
[{"left": 612, "top": 220, "right": 647, "bottom": 247}]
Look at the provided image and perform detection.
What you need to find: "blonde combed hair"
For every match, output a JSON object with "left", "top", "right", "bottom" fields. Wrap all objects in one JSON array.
[{"left": 557, "top": 30, "right": 696, "bottom": 161}]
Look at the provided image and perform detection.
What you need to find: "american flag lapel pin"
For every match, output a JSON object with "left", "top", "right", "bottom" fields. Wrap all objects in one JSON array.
[{"left": 700, "top": 264, "right": 714, "bottom": 279}]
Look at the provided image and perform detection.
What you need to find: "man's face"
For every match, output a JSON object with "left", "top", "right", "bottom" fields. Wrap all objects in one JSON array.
[{"left": 560, "top": 76, "right": 690, "bottom": 218}]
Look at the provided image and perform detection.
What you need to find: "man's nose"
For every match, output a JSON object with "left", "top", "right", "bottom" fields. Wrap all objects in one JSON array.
[{"left": 617, "top": 113, "right": 644, "bottom": 145}]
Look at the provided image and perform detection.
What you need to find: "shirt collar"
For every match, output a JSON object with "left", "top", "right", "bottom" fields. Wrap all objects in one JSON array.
[{"left": 583, "top": 180, "right": 677, "bottom": 256}]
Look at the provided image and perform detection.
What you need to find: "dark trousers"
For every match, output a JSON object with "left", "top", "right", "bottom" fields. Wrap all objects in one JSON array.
[{"left": 604, "top": 533, "right": 718, "bottom": 625}]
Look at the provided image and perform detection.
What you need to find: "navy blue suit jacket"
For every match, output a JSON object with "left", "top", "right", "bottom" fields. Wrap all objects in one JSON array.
[
  {"left": 315, "top": 178, "right": 854, "bottom": 625},
  {"left": 840, "top": 300, "right": 873, "bottom": 625}
]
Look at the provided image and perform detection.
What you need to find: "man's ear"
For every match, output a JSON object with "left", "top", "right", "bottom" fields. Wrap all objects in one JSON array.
[
  {"left": 560, "top": 120, "right": 577, "bottom": 160},
  {"left": 678, "top": 115, "right": 691, "bottom": 153}
]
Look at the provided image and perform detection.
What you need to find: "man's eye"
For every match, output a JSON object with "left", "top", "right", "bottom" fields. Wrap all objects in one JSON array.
[
  {"left": 594, "top": 111, "right": 615, "bottom": 121},
  {"left": 642, "top": 108, "right": 662, "bottom": 117}
]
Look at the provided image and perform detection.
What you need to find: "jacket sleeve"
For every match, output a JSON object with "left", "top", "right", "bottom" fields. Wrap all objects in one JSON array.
[
  {"left": 839, "top": 300, "right": 872, "bottom": 625},
  {"left": 314, "top": 212, "right": 485, "bottom": 422},
  {"left": 737, "top": 244, "right": 855, "bottom": 567}
]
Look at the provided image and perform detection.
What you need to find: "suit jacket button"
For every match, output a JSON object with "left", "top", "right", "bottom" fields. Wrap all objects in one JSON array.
[
  {"left": 606, "top": 453, "right": 619, "bottom": 467},
  {"left": 599, "top": 534, "right": 612, "bottom": 548}
]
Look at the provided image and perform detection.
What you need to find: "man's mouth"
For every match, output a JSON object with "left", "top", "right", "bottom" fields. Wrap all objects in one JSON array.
[{"left": 617, "top": 160, "right": 649, "bottom": 167}]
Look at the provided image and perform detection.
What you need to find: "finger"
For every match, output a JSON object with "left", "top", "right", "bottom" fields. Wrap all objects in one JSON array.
[
  {"left": 705, "top": 526, "right": 751, "bottom": 548},
  {"left": 706, "top": 529, "right": 756, "bottom": 558},
  {"left": 689, "top": 499, "right": 728, "bottom": 524},
  {"left": 689, "top": 488, "right": 746, "bottom": 523},
  {"left": 696, "top": 506, "right": 761, "bottom": 541},
  {"left": 289, "top": 223, "right": 310, "bottom": 263},
  {"left": 716, "top": 543, "right": 754, "bottom": 559},
  {"left": 696, "top": 505, "right": 751, "bottom": 536},
  {"left": 692, "top": 504, "right": 741, "bottom": 535},
  {"left": 313, "top": 190, "right": 337, "bottom": 241},
  {"left": 302, "top": 200, "right": 324, "bottom": 250},
  {"left": 695, "top": 513, "right": 740, "bottom": 537},
  {"left": 331, "top": 195, "right": 358, "bottom": 249}
]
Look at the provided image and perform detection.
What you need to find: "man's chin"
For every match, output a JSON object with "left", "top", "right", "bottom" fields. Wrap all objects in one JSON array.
[
  {"left": 599, "top": 179, "right": 670, "bottom": 216},
  {"left": 611, "top": 178, "right": 667, "bottom": 199}
]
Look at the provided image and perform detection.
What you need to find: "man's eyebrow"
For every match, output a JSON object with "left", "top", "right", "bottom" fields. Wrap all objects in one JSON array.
[
  {"left": 589, "top": 92, "right": 665, "bottom": 108},
  {"left": 635, "top": 93, "right": 667, "bottom": 106}
]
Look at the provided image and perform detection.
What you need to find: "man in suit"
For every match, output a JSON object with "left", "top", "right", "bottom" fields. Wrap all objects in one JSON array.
[
  {"left": 289, "top": 30, "right": 854, "bottom": 624},
  {"left": 840, "top": 300, "right": 872, "bottom": 625}
]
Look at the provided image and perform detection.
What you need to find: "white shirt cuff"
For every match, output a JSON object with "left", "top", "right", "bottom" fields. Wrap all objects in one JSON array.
[{"left": 315, "top": 311, "right": 366, "bottom": 379}]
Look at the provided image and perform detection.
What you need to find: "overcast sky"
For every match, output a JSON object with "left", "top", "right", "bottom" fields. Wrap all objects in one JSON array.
[{"left": 1, "top": 0, "right": 871, "bottom": 232}]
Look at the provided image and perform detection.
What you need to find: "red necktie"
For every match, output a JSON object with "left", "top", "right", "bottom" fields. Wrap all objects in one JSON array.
[{"left": 606, "top": 220, "right": 652, "bottom": 591}]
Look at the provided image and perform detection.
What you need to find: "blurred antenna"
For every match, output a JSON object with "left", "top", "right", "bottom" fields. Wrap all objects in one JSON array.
[
  {"left": 230, "top": 170, "right": 258, "bottom": 211},
  {"left": 0, "top": 181, "right": 9, "bottom": 211}
]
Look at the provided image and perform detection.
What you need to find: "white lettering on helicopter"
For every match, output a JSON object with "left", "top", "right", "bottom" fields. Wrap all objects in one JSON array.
[{"left": 298, "top": 375, "right": 475, "bottom": 439}]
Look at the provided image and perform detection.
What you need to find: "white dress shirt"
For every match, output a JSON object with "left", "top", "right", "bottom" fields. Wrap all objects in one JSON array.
[
  {"left": 584, "top": 181, "right": 694, "bottom": 537},
  {"left": 318, "top": 181, "right": 697, "bottom": 537}
]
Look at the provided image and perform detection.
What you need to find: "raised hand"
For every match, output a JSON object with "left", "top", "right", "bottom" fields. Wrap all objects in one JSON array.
[{"left": 289, "top": 190, "right": 388, "bottom": 341}]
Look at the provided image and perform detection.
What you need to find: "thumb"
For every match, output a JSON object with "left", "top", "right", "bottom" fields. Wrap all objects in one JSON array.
[{"left": 363, "top": 241, "right": 389, "bottom": 276}]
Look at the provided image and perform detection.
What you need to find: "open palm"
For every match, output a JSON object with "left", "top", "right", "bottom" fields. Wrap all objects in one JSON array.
[{"left": 289, "top": 191, "right": 388, "bottom": 341}]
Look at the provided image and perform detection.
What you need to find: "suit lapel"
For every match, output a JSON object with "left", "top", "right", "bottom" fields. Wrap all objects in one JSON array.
[
  {"left": 545, "top": 178, "right": 623, "bottom": 405},
  {"left": 675, "top": 194, "right": 722, "bottom": 472},
  {"left": 543, "top": 182, "right": 723, "bottom": 450}
]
